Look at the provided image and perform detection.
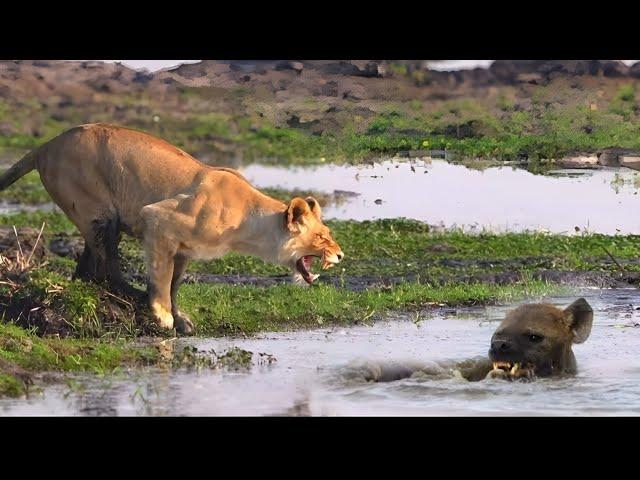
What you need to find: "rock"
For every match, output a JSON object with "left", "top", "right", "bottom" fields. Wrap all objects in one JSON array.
[
  {"left": 515, "top": 73, "right": 543, "bottom": 84},
  {"left": 333, "top": 190, "right": 360, "bottom": 198},
  {"left": 601, "top": 60, "right": 629, "bottom": 77},
  {"left": 598, "top": 151, "right": 620, "bottom": 167},
  {"left": 408, "top": 149, "right": 431, "bottom": 158},
  {"left": 48, "top": 235, "right": 84, "bottom": 259},
  {"left": 286, "top": 114, "right": 321, "bottom": 131},
  {"left": 320, "top": 80, "right": 339, "bottom": 97},
  {"left": 275, "top": 61, "right": 304, "bottom": 74},
  {"left": 426, "top": 243, "right": 458, "bottom": 253},
  {"left": 360, "top": 61, "right": 386, "bottom": 78},
  {"left": 312, "top": 61, "right": 385, "bottom": 78},
  {"left": 0, "top": 122, "right": 16, "bottom": 136},
  {"left": 556, "top": 156, "right": 600, "bottom": 169},
  {"left": 489, "top": 60, "right": 630, "bottom": 84},
  {"left": 598, "top": 148, "right": 640, "bottom": 167},
  {"left": 630, "top": 61, "right": 640, "bottom": 78},
  {"left": 342, "top": 84, "right": 366, "bottom": 101},
  {"left": 619, "top": 156, "right": 640, "bottom": 171},
  {"left": 132, "top": 71, "right": 154, "bottom": 83}
]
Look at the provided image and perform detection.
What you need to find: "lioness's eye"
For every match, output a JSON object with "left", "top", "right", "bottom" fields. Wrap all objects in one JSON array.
[{"left": 527, "top": 334, "right": 544, "bottom": 343}]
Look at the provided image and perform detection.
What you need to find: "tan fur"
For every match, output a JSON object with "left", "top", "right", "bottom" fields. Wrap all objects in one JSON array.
[{"left": 0, "top": 124, "right": 344, "bottom": 334}]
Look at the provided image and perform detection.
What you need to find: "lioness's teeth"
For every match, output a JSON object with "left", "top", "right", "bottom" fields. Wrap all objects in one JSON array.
[
  {"left": 492, "top": 362, "right": 499, "bottom": 370},
  {"left": 510, "top": 363, "right": 520, "bottom": 375}
]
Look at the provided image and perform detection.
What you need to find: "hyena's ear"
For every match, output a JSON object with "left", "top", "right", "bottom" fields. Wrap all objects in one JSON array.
[
  {"left": 305, "top": 196, "right": 322, "bottom": 220},
  {"left": 286, "top": 197, "right": 311, "bottom": 233},
  {"left": 563, "top": 298, "right": 593, "bottom": 344}
]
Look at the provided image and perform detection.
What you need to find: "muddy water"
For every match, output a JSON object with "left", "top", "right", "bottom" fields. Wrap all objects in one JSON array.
[
  {"left": 241, "top": 160, "right": 640, "bottom": 235},
  {"left": 2, "top": 289, "right": 639, "bottom": 416}
]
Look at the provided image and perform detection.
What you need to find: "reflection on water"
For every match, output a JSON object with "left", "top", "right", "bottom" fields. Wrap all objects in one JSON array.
[
  {"left": 2, "top": 289, "right": 640, "bottom": 416},
  {"left": 240, "top": 160, "right": 640, "bottom": 234}
]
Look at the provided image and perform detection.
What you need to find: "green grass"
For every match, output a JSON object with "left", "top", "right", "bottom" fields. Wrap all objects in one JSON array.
[
  {"left": 0, "top": 323, "right": 157, "bottom": 373},
  {"left": 0, "top": 210, "right": 75, "bottom": 233},
  {"left": 0, "top": 322, "right": 160, "bottom": 397},
  {"left": 179, "top": 279, "right": 566, "bottom": 336}
]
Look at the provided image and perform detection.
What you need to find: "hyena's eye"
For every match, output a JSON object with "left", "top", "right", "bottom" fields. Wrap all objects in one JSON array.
[{"left": 527, "top": 334, "right": 544, "bottom": 343}]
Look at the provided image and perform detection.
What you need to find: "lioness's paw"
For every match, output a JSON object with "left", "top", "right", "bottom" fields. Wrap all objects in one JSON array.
[
  {"left": 151, "top": 302, "right": 174, "bottom": 330},
  {"left": 174, "top": 311, "right": 195, "bottom": 336}
]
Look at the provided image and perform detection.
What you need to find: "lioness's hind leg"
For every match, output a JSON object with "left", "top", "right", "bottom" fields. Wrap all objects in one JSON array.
[
  {"left": 74, "top": 243, "right": 107, "bottom": 283},
  {"left": 171, "top": 254, "right": 194, "bottom": 335},
  {"left": 94, "top": 217, "right": 145, "bottom": 300}
]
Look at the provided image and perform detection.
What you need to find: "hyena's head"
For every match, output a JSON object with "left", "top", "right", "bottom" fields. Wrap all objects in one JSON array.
[{"left": 488, "top": 298, "right": 593, "bottom": 379}]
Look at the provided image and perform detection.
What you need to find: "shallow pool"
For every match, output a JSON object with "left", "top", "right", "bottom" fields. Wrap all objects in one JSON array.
[{"left": 241, "top": 160, "right": 640, "bottom": 234}]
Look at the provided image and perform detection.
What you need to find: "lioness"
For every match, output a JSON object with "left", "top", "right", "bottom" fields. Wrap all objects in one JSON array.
[
  {"left": 361, "top": 298, "right": 593, "bottom": 382},
  {"left": 0, "top": 124, "right": 344, "bottom": 334}
]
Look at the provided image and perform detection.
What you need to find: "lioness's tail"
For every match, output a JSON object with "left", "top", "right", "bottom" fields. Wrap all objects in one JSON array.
[{"left": 0, "top": 149, "right": 37, "bottom": 191}]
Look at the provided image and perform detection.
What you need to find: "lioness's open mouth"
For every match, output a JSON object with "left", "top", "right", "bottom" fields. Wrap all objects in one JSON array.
[
  {"left": 491, "top": 361, "right": 535, "bottom": 378},
  {"left": 296, "top": 255, "right": 319, "bottom": 284},
  {"left": 295, "top": 254, "right": 336, "bottom": 284}
]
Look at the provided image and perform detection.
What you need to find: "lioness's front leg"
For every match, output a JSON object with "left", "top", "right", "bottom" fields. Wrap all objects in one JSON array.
[
  {"left": 171, "top": 254, "right": 194, "bottom": 335},
  {"left": 141, "top": 196, "right": 198, "bottom": 334},
  {"left": 144, "top": 236, "right": 177, "bottom": 331}
]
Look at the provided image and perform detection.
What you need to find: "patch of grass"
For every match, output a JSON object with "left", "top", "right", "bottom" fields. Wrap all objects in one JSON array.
[
  {"left": 0, "top": 210, "right": 76, "bottom": 234},
  {"left": 0, "top": 134, "right": 41, "bottom": 149},
  {"left": 179, "top": 279, "right": 566, "bottom": 336},
  {"left": 616, "top": 84, "right": 636, "bottom": 103},
  {"left": 0, "top": 323, "right": 157, "bottom": 372},
  {"left": 0, "top": 373, "right": 23, "bottom": 397},
  {"left": 238, "top": 124, "right": 328, "bottom": 163},
  {"left": 0, "top": 322, "right": 161, "bottom": 397}
]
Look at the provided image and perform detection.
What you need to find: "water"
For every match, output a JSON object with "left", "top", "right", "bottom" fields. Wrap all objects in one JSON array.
[
  {"left": 0, "top": 201, "right": 57, "bottom": 215},
  {"left": 241, "top": 159, "right": 640, "bottom": 234},
  {"left": 2, "top": 289, "right": 639, "bottom": 416},
  {"left": 3, "top": 158, "right": 640, "bottom": 234}
]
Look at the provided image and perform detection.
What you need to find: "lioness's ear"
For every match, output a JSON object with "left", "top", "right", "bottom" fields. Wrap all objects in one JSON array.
[
  {"left": 563, "top": 298, "right": 593, "bottom": 344},
  {"left": 286, "top": 197, "right": 311, "bottom": 232},
  {"left": 305, "top": 196, "right": 322, "bottom": 220}
]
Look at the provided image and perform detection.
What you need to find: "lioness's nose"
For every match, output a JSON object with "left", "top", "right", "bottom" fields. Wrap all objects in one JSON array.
[{"left": 491, "top": 340, "right": 512, "bottom": 353}]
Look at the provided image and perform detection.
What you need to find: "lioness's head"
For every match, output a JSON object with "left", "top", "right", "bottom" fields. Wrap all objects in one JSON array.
[
  {"left": 280, "top": 197, "right": 344, "bottom": 285},
  {"left": 488, "top": 298, "right": 593, "bottom": 379}
]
